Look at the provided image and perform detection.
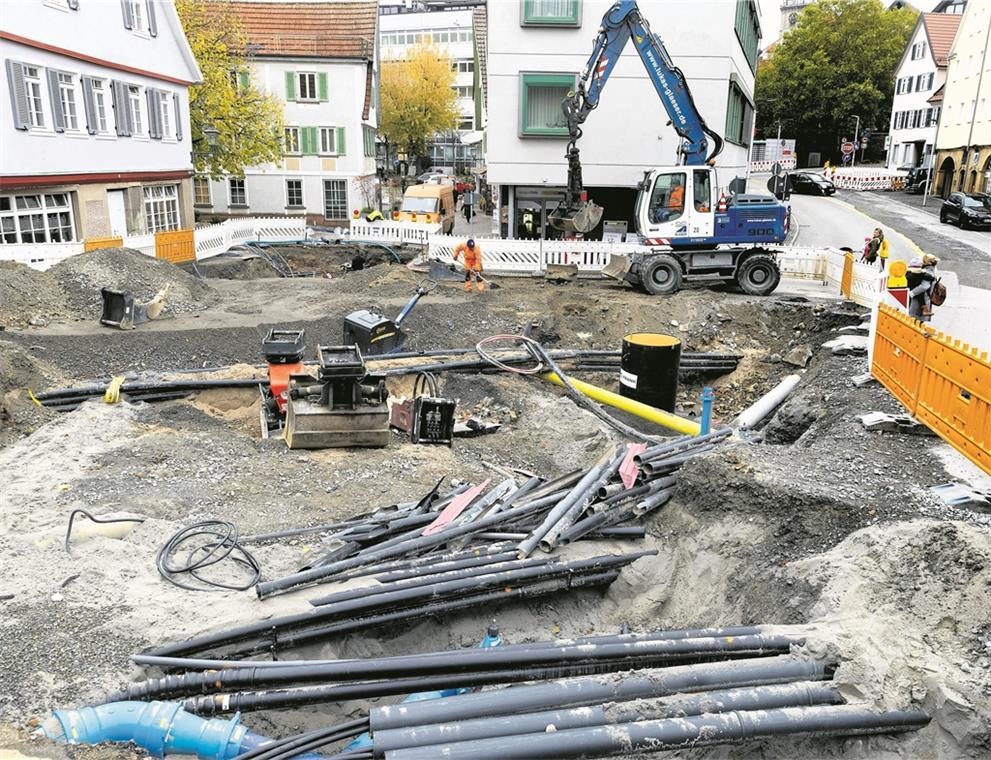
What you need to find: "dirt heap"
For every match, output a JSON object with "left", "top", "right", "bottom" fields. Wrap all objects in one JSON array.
[
  {"left": 0, "top": 261, "right": 70, "bottom": 328},
  {"left": 0, "top": 340, "right": 64, "bottom": 446},
  {"left": 192, "top": 243, "right": 417, "bottom": 280},
  {"left": 49, "top": 248, "right": 215, "bottom": 319}
]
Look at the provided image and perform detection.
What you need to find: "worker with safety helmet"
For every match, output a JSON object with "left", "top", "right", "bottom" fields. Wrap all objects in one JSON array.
[{"left": 452, "top": 238, "right": 484, "bottom": 293}]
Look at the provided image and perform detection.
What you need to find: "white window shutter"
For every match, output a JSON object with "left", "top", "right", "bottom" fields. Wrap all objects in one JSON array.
[
  {"left": 4, "top": 60, "right": 30, "bottom": 130},
  {"left": 146, "top": 0, "right": 158, "bottom": 36},
  {"left": 120, "top": 0, "right": 133, "bottom": 29},
  {"left": 81, "top": 76, "right": 97, "bottom": 134},
  {"left": 173, "top": 93, "right": 182, "bottom": 140},
  {"left": 111, "top": 80, "right": 132, "bottom": 136},
  {"left": 46, "top": 69, "right": 66, "bottom": 132}
]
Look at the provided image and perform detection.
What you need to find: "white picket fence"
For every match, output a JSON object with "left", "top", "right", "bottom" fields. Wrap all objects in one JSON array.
[
  {"left": 428, "top": 235, "right": 653, "bottom": 274},
  {"left": 194, "top": 217, "right": 306, "bottom": 260},
  {"left": 749, "top": 157, "right": 797, "bottom": 173},
  {"left": 350, "top": 220, "right": 440, "bottom": 244}
]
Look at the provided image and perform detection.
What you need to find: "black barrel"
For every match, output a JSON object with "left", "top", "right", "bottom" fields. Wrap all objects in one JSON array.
[{"left": 619, "top": 333, "right": 681, "bottom": 412}]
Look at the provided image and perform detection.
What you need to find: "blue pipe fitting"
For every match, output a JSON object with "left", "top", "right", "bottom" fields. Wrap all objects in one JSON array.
[
  {"left": 39, "top": 700, "right": 292, "bottom": 759},
  {"left": 699, "top": 386, "right": 715, "bottom": 435}
]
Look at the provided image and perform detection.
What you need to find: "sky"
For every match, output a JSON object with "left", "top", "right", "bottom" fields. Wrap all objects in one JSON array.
[{"left": 756, "top": 0, "right": 944, "bottom": 46}]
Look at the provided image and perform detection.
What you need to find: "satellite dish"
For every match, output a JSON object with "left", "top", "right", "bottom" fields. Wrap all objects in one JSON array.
[{"left": 460, "top": 131, "right": 484, "bottom": 145}]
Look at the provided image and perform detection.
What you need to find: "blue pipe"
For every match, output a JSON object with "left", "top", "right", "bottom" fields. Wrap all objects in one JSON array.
[
  {"left": 344, "top": 625, "right": 504, "bottom": 751},
  {"left": 39, "top": 700, "right": 319, "bottom": 759},
  {"left": 699, "top": 386, "right": 715, "bottom": 435}
]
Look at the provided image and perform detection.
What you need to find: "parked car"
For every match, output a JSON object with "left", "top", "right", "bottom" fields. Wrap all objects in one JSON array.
[
  {"left": 788, "top": 171, "right": 836, "bottom": 196},
  {"left": 903, "top": 167, "right": 930, "bottom": 194},
  {"left": 940, "top": 192, "right": 991, "bottom": 230}
]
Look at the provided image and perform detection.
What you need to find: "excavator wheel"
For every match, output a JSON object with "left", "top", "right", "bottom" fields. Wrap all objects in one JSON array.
[
  {"left": 736, "top": 253, "right": 781, "bottom": 296},
  {"left": 640, "top": 254, "right": 683, "bottom": 296}
]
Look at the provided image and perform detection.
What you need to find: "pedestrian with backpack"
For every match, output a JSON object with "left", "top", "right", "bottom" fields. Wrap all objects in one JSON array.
[{"left": 875, "top": 228, "right": 889, "bottom": 271}]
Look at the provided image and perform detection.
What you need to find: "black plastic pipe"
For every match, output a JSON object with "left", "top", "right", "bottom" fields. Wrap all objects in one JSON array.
[
  {"left": 634, "top": 427, "right": 732, "bottom": 465},
  {"left": 382, "top": 704, "right": 929, "bottom": 759},
  {"left": 372, "top": 551, "right": 521, "bottom": 583},
  {"left": 372, "top": 681, "right": 844, "bottom": 752},
  {"left": 254, "top": 498, "right": 561, "bottom": 598},
  {"left": 221, "top": 570, "right": 622, "bottom": 660},
  {"left": 369, "top": 655, "right": 828, "bottom": 731},
  {"left": 133, "top": 628, "right": 791, "bottom": 701}
]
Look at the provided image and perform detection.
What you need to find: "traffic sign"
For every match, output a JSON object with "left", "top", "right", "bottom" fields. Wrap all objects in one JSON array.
[
  {"left": 841, "top": 142, "right": 855, "bottom": 156},
  {"left": 771, "top": 162, "right": 782, "bottom": 177}
]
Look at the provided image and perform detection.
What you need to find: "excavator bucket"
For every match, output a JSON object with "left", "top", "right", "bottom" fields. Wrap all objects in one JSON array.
[
  {"left": 602, "top": 254, "right": 634, "bottom": 282},
  {"left": 548, "top": 199, "right": 604, "bottom": 234},
  {"left": 99, "top": 286, "right": 169, "bottom": 329}
]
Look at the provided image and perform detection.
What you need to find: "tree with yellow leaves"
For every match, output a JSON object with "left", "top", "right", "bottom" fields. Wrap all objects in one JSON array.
[
  {"left": 176, "top": 0, "right": 283, "bottom": 178},
  {"left": 380, "top": 43, "right": 460, "bottom": 173}
]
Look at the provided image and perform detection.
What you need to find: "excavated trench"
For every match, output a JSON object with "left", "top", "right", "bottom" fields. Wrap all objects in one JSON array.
[{"left": 1, "top": 263, "right": 988, "bottom": 759}]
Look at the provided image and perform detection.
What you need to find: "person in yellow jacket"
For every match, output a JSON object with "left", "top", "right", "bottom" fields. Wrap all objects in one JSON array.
[
  {"left": 453, "top": 238, "right": 484, "bottom": 293},
  {"left": 875, "top": 227, "right": 890, "bottom": 271}
]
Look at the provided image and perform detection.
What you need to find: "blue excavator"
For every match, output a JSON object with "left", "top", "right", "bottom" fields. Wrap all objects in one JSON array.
[{"left": 548, "top": 0, "right": 790, "bottom": 296}]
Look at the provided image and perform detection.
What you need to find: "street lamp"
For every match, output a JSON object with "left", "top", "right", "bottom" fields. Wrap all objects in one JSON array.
[
  {"left": 851, "top": 115, "right": 860, "bottom": 168},
  {"left": 203, "top": 125, "right": 220, "bottom": 149}
]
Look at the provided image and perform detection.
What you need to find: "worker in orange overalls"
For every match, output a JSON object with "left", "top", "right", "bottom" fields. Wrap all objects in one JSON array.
[{"left": 452, "top": 238, "right": 484, "bottom": 293}]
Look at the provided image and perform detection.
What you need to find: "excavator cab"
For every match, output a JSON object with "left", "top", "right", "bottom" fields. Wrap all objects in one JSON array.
[{"left": 635, "top": 167, "right": 716, "bottom": 245}]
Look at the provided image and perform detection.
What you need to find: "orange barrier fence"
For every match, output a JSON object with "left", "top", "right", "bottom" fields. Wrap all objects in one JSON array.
[
  {"left": 840, "top": 252, "right": 854, "bottom": 300},
  {"left": 872, "top": 304, "right": 991, "bottom": 474},
  {"left": 84, "top": 236, "right": 123, "bottom": 251},
  {"left": 155, "top": 229, "right": 196, "bottom": 264}
]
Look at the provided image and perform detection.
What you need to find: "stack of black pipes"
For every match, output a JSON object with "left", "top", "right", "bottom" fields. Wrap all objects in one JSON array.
[
  {"left": 137, "top": 430, "right": 730, "bottom": 661},
  {"left": 109, "top": 629, "right": 928, "bottom": 760}
]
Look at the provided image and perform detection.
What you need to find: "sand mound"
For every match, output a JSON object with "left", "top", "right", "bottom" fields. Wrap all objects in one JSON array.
[
  {"left": 0, "top": 261, "right": 70, "bottom": 328},
  {"left": 49, "top": 248, "right": 216, "bottom": 319}
]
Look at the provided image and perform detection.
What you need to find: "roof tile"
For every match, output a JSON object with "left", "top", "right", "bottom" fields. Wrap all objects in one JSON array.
[
  {"left": 923, "top": 12, "right": 962, "bottom": 67},
  {"left": 222, "top": 1, "right": 377, "bottom": 60}
]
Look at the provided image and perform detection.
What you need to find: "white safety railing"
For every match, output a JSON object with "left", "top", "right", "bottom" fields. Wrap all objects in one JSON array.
[
  {"left": 350, "top": 220, "right": 440, "bottom": 244},
  {"left": 823, "top": 167, "right": 908, "bottom": 192},
  {"left": 773, "top": 245, "right": 832, "bottom": 281},
  {"left": 0, "top": 242, "right": 84, "bottom": 270},
  {"left": 193, "top": 217, "right": 306, "bottom": 260}
]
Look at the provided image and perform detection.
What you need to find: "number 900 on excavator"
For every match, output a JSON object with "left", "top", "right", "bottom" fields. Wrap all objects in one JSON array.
[{"left": 549, "top": 0, "right": 790, "bottom": 296}]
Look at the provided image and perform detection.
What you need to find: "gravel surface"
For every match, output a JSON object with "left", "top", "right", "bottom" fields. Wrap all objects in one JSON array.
[{"left": 0, "top": 261, "right": 70, "bottom": 328}]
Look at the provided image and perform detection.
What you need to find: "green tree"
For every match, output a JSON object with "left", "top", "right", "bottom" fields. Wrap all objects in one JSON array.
[
  {"left": 756, "top": 0, "right": 916, "bottom": 164},
  {"left": 176, "top": 0, "right": 284, "bottom": 178},
  {"left": 380, "top": 43, "right": 460, "bottom": 173}
]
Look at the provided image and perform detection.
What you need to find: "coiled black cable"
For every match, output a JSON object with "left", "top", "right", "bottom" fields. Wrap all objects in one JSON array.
[{"left": 156, "top": 520, "right": 260, "bottom": 592}]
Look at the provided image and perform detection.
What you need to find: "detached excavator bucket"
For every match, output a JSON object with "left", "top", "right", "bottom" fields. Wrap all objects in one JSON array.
[
  {"left": 99, "top": 286, "right": 169, "bottom": 329},
  {"left": 548, "top": 200, "right": 604, "bottom": 234}
]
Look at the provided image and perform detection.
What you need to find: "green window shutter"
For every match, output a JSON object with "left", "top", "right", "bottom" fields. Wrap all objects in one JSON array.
[
  {"left": 318, "top": 72, "right": 328, "bottom": 102},
  {"left": 238, "top": 72, "right": 250, "bottom": 91},
  {"left": 285, "top": 71, "right": 296, "bottom": 101},
  {"left": 302, "top": 127, "right": 318, "bottom": 156},
  {"left": 336, "top": 126, "right": 346, "bottom": 155}
]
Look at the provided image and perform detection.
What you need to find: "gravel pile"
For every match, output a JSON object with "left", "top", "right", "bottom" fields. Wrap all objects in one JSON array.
[
  {"left": 49, "top": 248, "right": 216, "bottom": 319},
  {"left": 0, "top": 261, "right": 70, "bottom": 328}
]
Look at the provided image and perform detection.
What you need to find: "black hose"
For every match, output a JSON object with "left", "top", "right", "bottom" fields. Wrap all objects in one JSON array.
[
  {"left": 155, "top": 520, "right": 260, "bottom": 592},
  {"left": 234, "top": 718, "right": 368, "bottom": 760},
  {"left": 64, "top": 509, "right": 145, "bottom": 553}
]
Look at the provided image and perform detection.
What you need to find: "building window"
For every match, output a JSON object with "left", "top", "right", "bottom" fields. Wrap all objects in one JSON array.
[
  {"left": 458, "top": 116, "right": 474, "bottom": 131},
  {"left": 926, "top": 106, "right": 940, "bottom": 127},
  {"left": 127, "top": 85, "right": 143, "bottom": 134},
  {"left": 519, "top": 72, "right": 575, "bottom": 137},
  {"left": 362, "top": 125, "right": 376, "bottom": 157},
  {"left": 284, "top": 126, "right": 301, "bottom": 154},
  {"left": 24, "top": 65, "right": 45, "bottom": 128},
  {"left": 143, "top": 185, "right": 180, "bottom": 232},
  {"left": 323, "top": 179, "right": 347, "bottom": 220},
  {"left": 298, "top": 72, "right": 317, "bottom": 100},
  {"left": 229, "top": 178, "right": 247, "bottom": 206},
  {"left": 286, "top": 179, "right": 304, "bottom": 208},
  {"left": 911, "top": 41, "right": 927, "bottom": 60},
  {"left": 454, "top": 60, "right": 475, "bottom": 74},
  {"left": 521, "top": 0, "right": 581, "bottom": 27},
  {"left": 734, "top": 0, "right": 761, "bottom": 72},
  {"left": 319, "top": 126, "right": 337, "bottom": 154},
  {"left": 454, "top": 85, "right": 474, "bottom": 99},
  {"left": 193, "top": 177, "right": 211, "bottom": 206},
  {"left": 91, "top": 78, "right": 109, "bottom": 133},
  {"left": 157, "top": 91, "right": 172, "bottom": 139},
  {"left": 724, "top": 81, "right": 753, "bottom": 146},
  {"left": 0, "top": 193, "right": 75, "bottom": 243},
  {"left": 129, "top": 0, "right": 144, "bottom": 33},
  {"left": 56, "top": 72, "right": 79, "bottom": 130}
]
